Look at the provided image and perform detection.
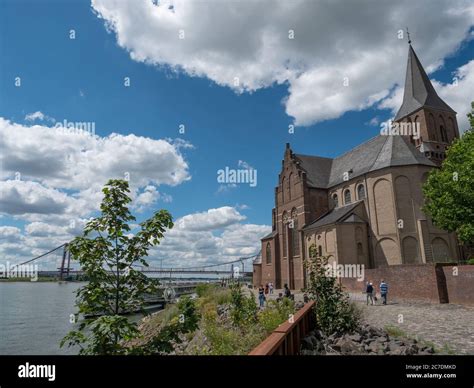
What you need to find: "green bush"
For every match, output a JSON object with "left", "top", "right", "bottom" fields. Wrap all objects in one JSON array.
[
  {"left": 202, "top": 319, "right": 266, "bottom": 355},
  {"left": 304, "top": 246, "right": 360, "bottom": 335},
  {"left": 467, "top": 258, "right": 474, "bottom": 265},
  {"left": 176, "top": 296, "right": 200, "bottom": 333},
  {"left": 195, "top": 283, "right": 217, "bottom": 297},
  {"left": 257, "top": 299, "right": 295, "bottom": 333},
  {"left": 229, "top": 284, "right": 258, "bottom": 326}
]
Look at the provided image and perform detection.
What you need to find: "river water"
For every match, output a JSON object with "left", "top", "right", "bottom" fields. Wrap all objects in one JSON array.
[{"left": 0, "top": 282, "right": 83, "bottom": 355}]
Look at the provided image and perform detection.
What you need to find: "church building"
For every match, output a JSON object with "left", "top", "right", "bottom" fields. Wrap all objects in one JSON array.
[{"left": 253, "top": 43, "right": 463, "bottom": 290}]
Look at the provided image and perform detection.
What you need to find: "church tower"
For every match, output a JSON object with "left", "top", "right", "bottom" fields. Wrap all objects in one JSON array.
[{"left": 394, "top": 43, "right": 459, "bottom": 165}]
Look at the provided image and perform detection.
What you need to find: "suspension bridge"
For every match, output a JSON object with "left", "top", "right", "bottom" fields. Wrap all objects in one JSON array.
[{"left": 13, "top": 243, "right": 258, "bottom": 281}]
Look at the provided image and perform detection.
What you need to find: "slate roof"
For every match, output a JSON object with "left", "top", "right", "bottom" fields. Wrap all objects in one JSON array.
[
  {"left": 261, "top": 230, "right": 278, "bottom": 240},
  {"left": 294, "top": 154, "right": 333, "bottom": 188},
  {"left": 253, "top": 251, "right": 262, "bottom": 264},
  {"left": 303, "top": 201, "right": 363, "bottom": 230},
  {"left": 394, "top": 45, "right": 455, "bottom": 121},
  {"left": 294, "top": 134, "right": 435, "bottom": 189}
]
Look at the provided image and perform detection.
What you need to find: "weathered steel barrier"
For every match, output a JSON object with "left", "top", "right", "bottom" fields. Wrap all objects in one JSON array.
[{"left": 249, "top": 300, "right": 316, "bottom": 355}]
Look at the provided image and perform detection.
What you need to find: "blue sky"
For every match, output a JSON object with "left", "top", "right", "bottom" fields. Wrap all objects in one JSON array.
[{"left": 0, "top": 0, "right": 473, "bottom": 267}]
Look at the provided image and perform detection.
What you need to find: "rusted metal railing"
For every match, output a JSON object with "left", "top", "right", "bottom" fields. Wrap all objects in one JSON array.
[{"left": 249, "top": 300, "right": 315, "bottom": 355}]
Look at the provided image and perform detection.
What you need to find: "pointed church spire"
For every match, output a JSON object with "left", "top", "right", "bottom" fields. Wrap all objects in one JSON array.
[{"left": 394, "top": 44, "right": 455, "bottom": 121}]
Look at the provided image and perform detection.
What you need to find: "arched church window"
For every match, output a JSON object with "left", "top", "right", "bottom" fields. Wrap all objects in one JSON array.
[
  {"left": 357, "top": 184, "right": 366, "bottom": 200},
  {"left": 439, "top": 116, "right": 448, "bottom": 143},
  {"left": 344, "top": 189, "right": 351, "bottom": 204},
  {"left": 440, "top": 126, "right": 448, "bottom": 143},
  {"left": 318, "top": 245, "right": 322, "bottom": 257},
  {"left": 448, "top": 117, "right": 456, "bottom": 141},
  {"left": 332, "top": 193, "right": 339, "bottom": 208},
  {"left": 357, "top": 242, "right": 363, "bottom": 255},
  {"left": 266, "top": 242, "right": 272, "bottom": 264},
  {"left": 428, "top": 114, "right": 437, "bottom": 141}
]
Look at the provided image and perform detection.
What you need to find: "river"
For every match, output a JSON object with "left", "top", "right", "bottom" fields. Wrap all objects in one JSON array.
[{"left": 0, "top": 281, "right": 83, "bottom": 355}]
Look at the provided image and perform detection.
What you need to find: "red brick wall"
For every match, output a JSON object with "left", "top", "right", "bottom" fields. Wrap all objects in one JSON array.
[
  {"left": 442, "top": 265, "right": 474, "bottom": 306},
  {"left": 340, "top": 264, "right": 474, "bottom": 305},
  {"left": 253, "top": 264, "right": 262, "bottom": 288},
  {"left": 340, "top": 264, "right": 440, "bottom": 303}
]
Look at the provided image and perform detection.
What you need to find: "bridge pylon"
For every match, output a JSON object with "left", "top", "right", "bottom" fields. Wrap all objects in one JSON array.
[{"left": 59, "top": 243, "right": 71, "bottom": 280}]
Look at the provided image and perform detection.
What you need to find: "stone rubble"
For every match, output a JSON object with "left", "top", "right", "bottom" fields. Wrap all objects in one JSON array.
[{"left": 300, "top": 324, "right": 435, "bottom": 355}]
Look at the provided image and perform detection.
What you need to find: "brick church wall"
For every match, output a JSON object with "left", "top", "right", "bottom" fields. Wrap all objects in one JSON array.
[
  {"left": 253, "top": 264, "right": 262, "bottom": 288},
  {"left": 340, "top": 263, "right": 474, "bottom": 305}
]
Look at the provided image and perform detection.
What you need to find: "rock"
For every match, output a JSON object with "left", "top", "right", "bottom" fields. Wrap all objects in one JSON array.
[
  {"left": 295, "top": 301, "right": 305, "bottom": 310},
  {"left": 315, "top": 330, "right": 326, "bottom": 340},
  {"left": 347, "top": 333, "right": 362, "bottom": 343},
  {"left": 301, "top": 336, "right": 316, "bottom": 350},
  {"left": 389, "top": 347, "right": 407, "bottom": 355},
  {"left": 368, "top": 341, "right": 381, "bottom": 353},
  {"left": 333, "top": 337, "right": 362, "bottom": 354},
  {"left": 421, "top": 346, "right": 435, "bottom": 354}
]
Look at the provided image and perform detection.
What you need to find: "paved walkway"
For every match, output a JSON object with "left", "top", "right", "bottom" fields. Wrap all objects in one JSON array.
[
  {"left": 248, "top": 287, "right": 474, "bottom": 354},
  {"left": 350, "top": 293, "right": 474, "bottom": 354}
]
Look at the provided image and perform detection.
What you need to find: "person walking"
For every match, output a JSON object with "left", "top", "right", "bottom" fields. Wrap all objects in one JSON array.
[
  {"left": 366, "top": 281, "right": 374, "bottom": 305},
  {"left": 380, "top": 280, "right": 388, "bottom": 305},
  {"left": 269, "top": 282, "right": 274, "bottom": 294},
  {"left": 265, "top": 283, "right": 269, "bottom": 296},
  {"left": 258, "top": 284, "right": 265, "bottom": 308}
]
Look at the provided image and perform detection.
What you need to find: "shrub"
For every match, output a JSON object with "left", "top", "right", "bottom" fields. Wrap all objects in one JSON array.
[
  {"left": 257, "top": 299, "right": 295, "bottom": 333},
  {"left": 229, "top": 284, "right": 258, "bottom": 326},
  {"left": 195, "top": 283, "right": 217, "bottom": 297},
  {"left": 304, "top": 246, "right": 360, "bottom": 335},
  {"left": 176, "top": 296, "right": 200, "bottom": 333},
  {"left": 467, "top": 258, "right": 474, "bottom": 265}
]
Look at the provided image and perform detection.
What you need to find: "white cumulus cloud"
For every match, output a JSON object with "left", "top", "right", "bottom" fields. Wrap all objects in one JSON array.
[{"left": 91, "top": 0, "right": 474, "bottom": 126}]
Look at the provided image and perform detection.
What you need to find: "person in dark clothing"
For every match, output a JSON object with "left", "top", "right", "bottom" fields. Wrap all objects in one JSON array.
[
  {"left": 366, "top": 281, "right": 374, "bottom": 305},
  {"left": 258, "top": 285, "right": 265, "bottom": 308},
  {"left": 283, "top": 283, "right": 292, "bottom": 298}
]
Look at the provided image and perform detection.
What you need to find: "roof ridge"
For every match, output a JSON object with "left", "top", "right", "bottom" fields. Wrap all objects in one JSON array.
[
  {"left": 368, "top": 135, "right": 391, "bottom": 171},
  {"left": 294, "top": 153, "right": 333, "bottom": 161}
]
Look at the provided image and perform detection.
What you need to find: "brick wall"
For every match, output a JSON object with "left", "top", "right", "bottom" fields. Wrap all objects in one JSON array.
[
  {"left": 340, "top": 264, "right": 441, "bottom": 303},
  {"left": 253, "top": 264, "right": 262, "bottom": 288},
  {"left": 340, "top": 264, "right": 474, "bottom": 305},
  {"left": 442, "top": 265, "right": 474, "bottom": 306}
]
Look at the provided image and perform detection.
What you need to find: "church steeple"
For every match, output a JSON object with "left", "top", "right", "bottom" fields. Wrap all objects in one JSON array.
[
  {"left": 395, "top": 44, "right": 455, "bottom": 121},
  {"left": 394, "top": 42, "right": 459, "bottom": 166}
]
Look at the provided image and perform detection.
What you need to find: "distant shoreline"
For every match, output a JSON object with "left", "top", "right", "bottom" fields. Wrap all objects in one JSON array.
[{"left": 0, "top": 277, "right": 61, "bottom": 283}]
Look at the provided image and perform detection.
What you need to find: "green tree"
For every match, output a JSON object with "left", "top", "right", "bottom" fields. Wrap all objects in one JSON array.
[
  {"left": 423, "top": 106, "right": 474, "bottom": 244},
  {"left": 304, "top": 245, "right": 359, "bottom": 335},
  {"left": 61, "top": 179, "right": 173, "bottom": 354},
  {"left": 468, "top": 101, "right": 474, "bottom": 130},
  {"left": 229, "top": 283, "right": 258, "bottom": 326}
]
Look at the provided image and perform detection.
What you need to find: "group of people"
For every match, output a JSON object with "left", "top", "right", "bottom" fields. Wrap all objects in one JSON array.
[
  {"left": 257, "top": 282, "right": 292, "bottom": 308},
  {"left": 365, "top": 280, "right": 389, "bottom": 306}
]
